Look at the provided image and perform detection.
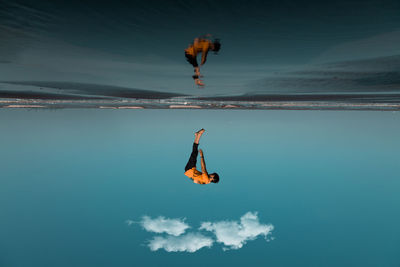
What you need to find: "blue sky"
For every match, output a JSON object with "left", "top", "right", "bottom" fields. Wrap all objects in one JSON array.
[{"left": 1, "top": 109, "right": 399, "bottom": 266}]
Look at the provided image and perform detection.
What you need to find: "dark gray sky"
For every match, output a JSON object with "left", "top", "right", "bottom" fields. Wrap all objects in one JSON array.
[{"left": 1, "top": 0, "right": 400, "bottom": 96}]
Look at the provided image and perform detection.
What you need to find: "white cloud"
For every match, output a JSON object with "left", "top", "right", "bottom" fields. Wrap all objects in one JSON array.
[
  {"left": 131, "top": 212, "right": 274, "bottom": 252},
  {"left": 148, "top": 233, "right": 213, "bottom": 253},
  {"left": 199, "top": 212, "right": 274, "bottom": 250},
  {"left": 140, "top": 215, "right": 190, "bottom": 236}
]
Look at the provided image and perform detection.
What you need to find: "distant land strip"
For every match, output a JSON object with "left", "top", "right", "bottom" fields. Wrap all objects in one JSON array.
[
  {"left": 195, "top": 93, "right": 400, "bottom": 103},
  {"left": 1, "top": 99, "right": 399, "bottom": 111}
]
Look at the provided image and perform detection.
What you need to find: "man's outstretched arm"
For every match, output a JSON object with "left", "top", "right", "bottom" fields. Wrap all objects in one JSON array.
[{"left": 199, "top": 149, "right": 208, "bottom": 176}]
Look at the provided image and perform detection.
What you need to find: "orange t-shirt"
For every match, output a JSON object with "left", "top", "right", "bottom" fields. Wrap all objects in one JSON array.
[
  {"left": 185, "top": 39, "right": 211, "bottom": 57},
  {"left": 184, "top": 167, "right": 211, "bottom": 184}
]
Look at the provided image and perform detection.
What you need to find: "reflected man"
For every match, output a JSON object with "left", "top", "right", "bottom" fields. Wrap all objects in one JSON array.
[
  {"left": 184, "top": 34, "right": 221, "bottom": 87},
  {"left": 184, "top": 129, "right": 219, "bottom": 184}
]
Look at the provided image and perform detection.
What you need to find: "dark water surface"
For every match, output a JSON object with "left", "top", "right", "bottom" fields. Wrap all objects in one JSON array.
[{"left": 1, "top": 0, "right": 400, "bottom": 101}]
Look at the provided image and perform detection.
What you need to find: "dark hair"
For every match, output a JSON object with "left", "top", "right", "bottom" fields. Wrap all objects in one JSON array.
[
  {"left": 210, "top": 173, "right": 219, "bottom": 183},
  {"left": 212, "top": 39, "right": 221, "bottom": 54}
]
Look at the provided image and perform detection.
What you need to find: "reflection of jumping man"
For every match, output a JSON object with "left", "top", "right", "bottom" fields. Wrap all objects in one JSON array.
[
  {"left": 184, "top": 129, "right": 219, "bottom": 184},
  {"left": 184, "top": 34, "right": 221, "bottom": 87}
]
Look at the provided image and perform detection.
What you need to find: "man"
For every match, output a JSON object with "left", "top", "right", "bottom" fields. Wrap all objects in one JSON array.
[
  {"left": 184, "top": 34, "right": 221, "bottom": 86},
  {"left": 184, "top": 129, "right": 219, "bottom": 184}
]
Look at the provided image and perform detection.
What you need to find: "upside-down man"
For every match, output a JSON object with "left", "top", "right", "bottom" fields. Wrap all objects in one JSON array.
[{"left": 184, "top": 129, "right": 219, "bottom": 184}]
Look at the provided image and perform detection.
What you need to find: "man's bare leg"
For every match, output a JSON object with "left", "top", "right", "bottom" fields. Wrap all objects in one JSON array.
[
  {"left": 193, "top": 68, "right": 205, "bottom": 87},
  {"left": 194, "top": 129, "right": 205, "bottom": 144},
  {"left": 185, "top": 130, "right": 204, "bottom": 171},
  {"left": 194, "top": 67, "right": 200, "bottom": 76}
]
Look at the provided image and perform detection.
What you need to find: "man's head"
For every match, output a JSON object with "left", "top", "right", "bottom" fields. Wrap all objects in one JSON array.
[
  {"left": 212, "top": 39, "right": 221, "bottom": 54},
  {"left": 209, "top": 173, "right": 220, "bottom": 183}
]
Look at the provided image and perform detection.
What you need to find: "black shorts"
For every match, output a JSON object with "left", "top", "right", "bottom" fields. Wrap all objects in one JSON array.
[
  {"left": 185, "top": 52, "right": 198, "bottom": 68},
  {"left": 185, "top": 143, "right": 198, "bottom": 171}
]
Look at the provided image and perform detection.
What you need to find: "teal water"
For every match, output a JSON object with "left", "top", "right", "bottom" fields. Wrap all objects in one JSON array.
[{"left": 1, "top": 110, "right": 399, "bottom": 266}]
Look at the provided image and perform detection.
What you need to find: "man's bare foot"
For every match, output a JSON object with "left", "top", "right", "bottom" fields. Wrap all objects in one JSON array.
[
  {"left": 195, "top": 79, "right": 205, "bottom": 87},
  {"left": 194, "top": 129, "right": 205, "bottom": 144},
  {"left": 196, "top": 128, "right": 205, "bottom": 135}
]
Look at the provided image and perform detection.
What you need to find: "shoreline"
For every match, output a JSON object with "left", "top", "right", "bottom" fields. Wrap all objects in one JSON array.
[{"left": 1, "top": 98, "right": 399, "bottom": 111}]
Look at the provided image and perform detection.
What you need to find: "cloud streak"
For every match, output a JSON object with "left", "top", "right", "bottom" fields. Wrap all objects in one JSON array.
[
  {"left": 148, "top": 233, "right": 214, "bottom": 253},
  {"left": 200, "top": 212, "right": 274, "bottom": 250},
  {"left": 0, "top": 81, "right": 186, "bottom": 99},
  {"left": 140, "top": 215, "right": 190, "bottom": 236},
  {"left": 125, "top": 220, "right": 135, "bottom": 226}
]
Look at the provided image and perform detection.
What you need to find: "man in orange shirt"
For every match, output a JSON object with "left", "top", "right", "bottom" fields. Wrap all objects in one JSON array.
[
  {"left": 184, "top": 129, "right": 219, "bottom": 184},
  {"left": 184, "top": 34, "right": 221, "bottom": 86}
]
